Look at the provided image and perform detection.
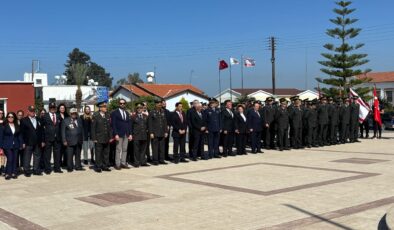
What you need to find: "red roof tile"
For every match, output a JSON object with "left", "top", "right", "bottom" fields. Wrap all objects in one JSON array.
[
  {"left": 121, "top": 85, "right": 151, "bottom": 97},
  {"left": 357, "top": 71, "right": 394, "bottom": 83},
  {"left": 232, "top": 88, "right": 303, "bottom": 96},
  {"left": 134, "top": 83, "right": 205, "bottom": 98}
]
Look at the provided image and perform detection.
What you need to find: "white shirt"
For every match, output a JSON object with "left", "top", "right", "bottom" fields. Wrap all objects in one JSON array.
[
  {"left": 119, "top": 109, "right": 126, "bottom": 120},
  {"left": 226, "top": 108, "right": 233, "bottom": 118},
  {"left": 9, "top": 124, "right": 15, "bottom": 134},
  {"left": 240, "top": 113, "right": 246, "bottom": 122}
]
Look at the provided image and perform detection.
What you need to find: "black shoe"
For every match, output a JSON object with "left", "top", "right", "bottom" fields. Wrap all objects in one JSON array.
[
  {"left": 75, "top": 168, "right": 86, "bottom": 171},
  {"left": 91, "top": 159, "right": 95, "bottom": 164},
  {"left": 279, "top": 148, "right": 284, "bottom": 151},
  {"left": 140, "top": 163, "right": 150, "bottom": 167},
  {"left": 54, "top": 169, "right": 63, "bottom": 173},
  {"left": 5, "top": 175, "right": 11, "bottom": 180},
  {"left": 24, "top": 173, "right": 32, "bottom": 177},
  {"left": 44, "top": 170, "right": 51, "bottom": 175},
  {"left": 159, "top": 161, "right": 168, "bottom": 165},
  {"left": 102, "top": 167, "right": 111, "bottom": 172},
  {"left": 306, "top": 145, "right": 311, "bottom": 148},
  {"left": 132, "top": 164, "right": 140, "bottom": 168},
  {"left": 180, "top": 159, "right": 189, "bottom": 163},
  {"left": 200, "top": 157, "right": 208, "bottom": 160},
  {"left": 94, "top": 168, "right": 102, "bottom": 173},
  {"left": 67, "top": 169, "right": 73, "bottom": 173},
  {"left": 191, "top": 158, "right": 198, "bottom": 161},
  {"left": 114, "top": 166, "right": 121, "bottom": 170},
  {"left": 83, "top": 160, "right": 89, "bottom": 165},
  {"left": 33, "top": 171, "right": 43, "bottom": 176},
  {"left": 151, "top": 162, "right": 159, "bottom": 166},
  {"left": 284, "top": 148, "right": 291, "bottom": 150},
  {"left": 214, "top": 155, "right": 222, "bottom": 158},
  {"left": 12, "top": 174, "right": 18, "bottom": 179}
]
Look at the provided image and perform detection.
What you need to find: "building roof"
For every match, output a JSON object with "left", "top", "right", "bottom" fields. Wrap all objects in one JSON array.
[
  {"left": 232, "top": 88, "right": 303, "bottom": 96},
  {"left": 113, "top": 83, "right": 207, "bottom": 99},
  {"left": 357, "top": 71, "right": 394, "bottom": 83}
]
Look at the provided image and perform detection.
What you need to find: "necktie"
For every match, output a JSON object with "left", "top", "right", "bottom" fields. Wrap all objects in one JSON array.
[
  {"left": 52, "top": 113, "right": 56, "bottom": 125},
  {"left": 256, "top": 111, "right": 260, "bottom": 117}
]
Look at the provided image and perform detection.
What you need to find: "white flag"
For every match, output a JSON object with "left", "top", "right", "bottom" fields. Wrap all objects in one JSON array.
[
  {"left": 244, "top": 58, "right": 255, "bottom": 67},
  {"left": 349, "top": 88, "right": 371, "bottom": 123},
  {"left": 230, "top": 57, "right": 239, "bottom": 65}
]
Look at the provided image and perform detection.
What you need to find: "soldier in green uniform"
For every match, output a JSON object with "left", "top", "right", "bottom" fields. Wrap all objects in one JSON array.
[
  {"left": 349, "top": 96, "right": 361, "bottom": 143},
  {"left": 289, "top": 97, "right": 303, "bottom": 149},
  {"left": 91, "top": 101, "right": 112, "bottom": 173},
  {"left": 339, "top": 98, "right": 351, "bottom": 144},
  {"left": 327, "top": 97, "right": 339, "bottom": 145},
  {"left": 148, "top": 99, "right": 169, "bottom": 165},
  {"left": 275, "top": 98, "right": 290, "bottom": 151}
]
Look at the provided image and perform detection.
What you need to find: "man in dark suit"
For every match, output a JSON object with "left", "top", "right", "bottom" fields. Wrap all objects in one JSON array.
[
  {"left": 247, "top": 101, "right": 263, "bottom": 153},
  {"left": 190, "top": 101, "right": 206, "bottom": 161},
  {"left": 289, "top": 98, "right": 303, "bottom": 149},
  {"left": 131, "top": 103, "right": 149, "bottom": 167},
  {"left": 262, "top": 97, "right": 275, "bottom": 149},
  {"left": 91, "top": 101, "right": 112, "bottom": 173},
  {"left": 148, "top": 99, "right": 168, "bottom": 165},
  {"left": 186, "top": 101, "right": 196, "bottom": 157},
  {"left": 171, "top": 102, "right": 189, "bottom": 164},
  {"left": 111, "top": 99, "right": 132, "bottom": 170},
  {"left": 161, "top": 100, "right": 173, "bottom": 161},
  {"left": 61, "top": 108, "right": 84, "bottom": 172},
  {"left": 20, "top": 105, "right": 45, "bottom": 176},
  {"left": 317, "top": 97, "right": 329, "bottom": 146},
  {"left": 42, "top": 102, "right": 63, "bottom": 174},
  {"left": 204, "top": 98, "right": 221, "bottom": 159},
  {"left": 221, "top": 100, "right": 235, "bottom": 157},
  {"left": 234, "top": 104, "right": 248, "bottom": 155},
  {"left": 276, "top": 98, "right": 290, "bottom": 151}
]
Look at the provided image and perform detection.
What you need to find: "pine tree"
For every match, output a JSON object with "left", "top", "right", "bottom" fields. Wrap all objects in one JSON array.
[{"left": 316, "top": 1, "right": 371, "bottom": 99}]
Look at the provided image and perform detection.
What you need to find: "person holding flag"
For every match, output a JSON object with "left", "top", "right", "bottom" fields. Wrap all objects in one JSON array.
[{"left": 372, "top": 86, "right": 383, "bottom": 139}]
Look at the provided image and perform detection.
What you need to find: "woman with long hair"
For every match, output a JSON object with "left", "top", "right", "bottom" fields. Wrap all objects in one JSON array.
[
  {"left": 80, "top": 106, "right": 95, "bottom": 165},
  {"left": 0, "top": 112, "right": 24, "bottom": 180}
]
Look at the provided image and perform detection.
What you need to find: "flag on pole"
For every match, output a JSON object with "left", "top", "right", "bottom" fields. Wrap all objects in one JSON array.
[
  {"left": 230, "top": 57, "right": 239, "bottom": 65},
  {"left": 373, "top": 85, "right": 382, "bottom": 126},
  {"left": 219, "top": 60, "right": 228, "bottom": 70},
  {"left": 349, "top": 88, "right": 371, "bottom": 123},
  {"left": 244, "top": 58, "right": 255, "bottom": 67}
]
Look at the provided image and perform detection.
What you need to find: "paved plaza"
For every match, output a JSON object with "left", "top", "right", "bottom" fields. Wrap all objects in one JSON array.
[{"left": 1, "top": 133, "right": 394, "bottom": 230}]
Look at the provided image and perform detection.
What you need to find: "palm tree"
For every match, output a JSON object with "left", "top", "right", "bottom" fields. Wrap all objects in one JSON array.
[{"left": 71, "top": 63, "right": 88, "bottom": 112}]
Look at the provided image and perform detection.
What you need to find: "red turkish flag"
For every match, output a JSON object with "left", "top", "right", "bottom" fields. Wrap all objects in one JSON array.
[
  {"left": 219, "top": 60, "right": 228, "bottom": 70},
  {"left": 373, "top": 86, "right": 382, "bottom": 126}
]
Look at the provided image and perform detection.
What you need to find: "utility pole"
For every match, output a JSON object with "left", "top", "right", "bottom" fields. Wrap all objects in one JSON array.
[
  {"left": 31, "top": 60, "right": 39, "bottom": 82},
  {"left": 269, "top": 37, "right": 276, "bottom": 96}
]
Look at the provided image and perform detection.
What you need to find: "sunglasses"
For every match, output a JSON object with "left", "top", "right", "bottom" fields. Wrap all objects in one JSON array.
[
  {"left": 7, "top": 116, "right": 14, "bottom": 119},
  {"left": 119, "top": 103, "right": 126, "bottom": 105}
]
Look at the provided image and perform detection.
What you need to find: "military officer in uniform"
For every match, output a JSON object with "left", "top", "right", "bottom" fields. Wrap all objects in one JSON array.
[
  {"left": 327, "top": 97, "right": 339, "bottom": 145},
  {"left": 275, "top": 98, "right": 290, "bottom": 151},
  {"left": 91, "top": 101, "right": 112, "bottom": 173},
  {"left": 304, "top": 100, "right": 318, "bottom": 148},
  {"left": 262, "top": 97, "right": 275, "bottom": 149},
  {"left": 148, "top": 99, "right": 168, "bottom": 165},
  {"left": 289, "top": 97, "right": 303, "bottom": 149},
  {"left": 247, "top": 101, "right": 263, "bottom": 153},
  {"left": 317, "top": 96, "right": 329, "bottom": 146},
  {"left": 131, "top": 103, "right": 150, "bottom": 167},
  {"left": 204, "top": 98, "right": 221, "bottom": 159},
  {"left": 349, "top": 95, "right": 360, "bottom": 143},
  {"left": 339, "top": 98, "right": 351, "bottom": 144}
]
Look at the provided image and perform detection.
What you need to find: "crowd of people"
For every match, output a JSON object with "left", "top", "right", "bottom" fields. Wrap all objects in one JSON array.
[{"left": 0, "top": 95, "right": 385, "bottom": 181}]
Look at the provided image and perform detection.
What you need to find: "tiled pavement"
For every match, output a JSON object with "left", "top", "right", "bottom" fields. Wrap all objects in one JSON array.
[{"left": 1, "top": 133, "right": 394, "bottom": 230}]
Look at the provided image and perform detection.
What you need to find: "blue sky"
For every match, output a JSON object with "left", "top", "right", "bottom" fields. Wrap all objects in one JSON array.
[{"left": 0, "top": 0, "right": 394, "bottom": 96}]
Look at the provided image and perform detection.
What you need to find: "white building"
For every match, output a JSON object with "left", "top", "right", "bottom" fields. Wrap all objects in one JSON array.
[
  {"left": 358, "top": 71, "right": 394, "bottom": 104},
  {"left": 23, "top": 72, "right": 48, "bottom": 87},
  {"left": 111, "top": 83, "right": 209, "bottom": 111},
  {"left": 215, "top": 88, "right": 319, "bottom": 103}
]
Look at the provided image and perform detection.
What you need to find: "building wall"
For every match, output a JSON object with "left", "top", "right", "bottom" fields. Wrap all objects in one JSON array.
[
  {"left": 362, "top": 82, "right": 394, "bottom": 105},
  {"left": 215, "top": 91, "right": 240, "bottom": 102},
  {"left": 0, "top": 83, "right": 35, "bottom": 114},
  {"left": 23, "top": 72, "right": 48, "bottom": 87},
  {"left": 166, "top": 93, "right": 208, "bottom": 111},
  {"left": 111, "top": 88, "right": 136, "bottom": 102}
]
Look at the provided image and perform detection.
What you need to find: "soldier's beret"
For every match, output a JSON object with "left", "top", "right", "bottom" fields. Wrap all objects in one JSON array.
[
  {"left": 97, "top": 101, "right": 107, "bottom": 107},
  {"left": 266, "top": 97, "right": 274, "bottom": 101}
]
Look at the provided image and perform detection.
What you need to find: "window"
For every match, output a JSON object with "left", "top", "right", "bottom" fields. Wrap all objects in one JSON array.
[
  {"left": 385, "top": 90, "right": 393, "bottom": 104},
  {"left": 36, "top": 79, "right": 42, "bottom": 85}
]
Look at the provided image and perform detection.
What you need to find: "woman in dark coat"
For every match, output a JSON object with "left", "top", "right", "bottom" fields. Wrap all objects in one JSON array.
[{"left": 0, "top": 112, "right": 24, "bottom": 180}]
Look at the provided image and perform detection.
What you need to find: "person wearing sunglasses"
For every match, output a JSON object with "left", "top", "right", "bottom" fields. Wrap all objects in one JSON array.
[{"left": 0, "top": 112, "right": 24, "bottom": 180}]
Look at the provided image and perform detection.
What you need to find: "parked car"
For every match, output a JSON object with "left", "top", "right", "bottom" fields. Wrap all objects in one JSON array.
[{"left": 382, "top": 112, "right": 394, "bottom": 130}]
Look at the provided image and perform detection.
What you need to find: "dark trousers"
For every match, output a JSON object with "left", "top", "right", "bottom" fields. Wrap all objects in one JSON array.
[
  {"left": 373, "top": 121, "right": 382, "bottom": 138},
  {"left": 349, "top": 121, "right": 359, "bottom": 141},
  {"left": 222, "top": 131, "right": 234, "bottom": 156},
  {"left": 291, "top": 126, "right": 302, "bottom": 148},
  {"left": 251, "top": 131, "right": 262, "bottom": 152},
  {"left": 328, "top": 124, "right": 338, "bottom": 144},
  {"left": 4, "top": 149, "right": 17, "bottom": 175},
  {"left": 306, "top": 126, "right": 317, "bottom": 146},
  {"left": 277, "top": 128, "right": 289, "bottom": 149},
  {"left": 24, "top": 145, "right": 42, "bottom": 173},
  {"left": 263, "top": 126, "right": 271, "bottom": 148},
  {"left": 60, "top": 144, "right": 67, "bottom": 166},
  {"left": 191, "top": 131, "right": 204, "bottom": 159},
  {"left": 173, "top": 134, "right": 186, "bottom": 160},
  {"left": 145, "top": 135, "right": 151, "bottom": 161},
  {"left": 95, "top": 143, "right": 110, "bottom": 169},
  {"left": 339, "top": 123, "right": 349, "bottom": 143},
  {"left": 152, "top": 137, "right": 165, "bottom": 163},
  {"left": 359, "top": 120, "right": 369, "bottom": 137},
  {"left": 236, "top": 133, "right": 247, "bottom": 155},
  {"left": 44, "top": 141, "right": 61, "bottom": 171},
  {"left": 66, "top": 144, "right": 82, "bottom": 170},
  {"left": 16, "top": 149, "right": 24, "bottom": 169},
  {"left": 318, "top": 124, "right": 328, "bottom": 145},
  {"left": 164, "top": 136, "right": 170, "bottom": 159},
  {"left": 188, "top": 129, "right": 194, "bottom": 156},
  {"left": 208, "top": 131, "right": 220, "bottom": 158},
  {"left": 133, "top": 140, "right": 147, "bottom": 165}
]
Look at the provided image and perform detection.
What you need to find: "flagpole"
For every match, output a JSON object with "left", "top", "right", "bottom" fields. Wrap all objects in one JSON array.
[
  {"left": 218, "top": 59, "right": 222, "bottom": 105},
  {"left": 241, "top": 55, "right": 244, "bottom": 92},
  {"left": 229, "top": 60, "right": 233, "bottom": 101}
]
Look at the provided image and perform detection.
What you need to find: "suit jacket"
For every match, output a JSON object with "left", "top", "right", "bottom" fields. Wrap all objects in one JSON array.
[
  {"left": 234, "top": 113, "right": 248, "bottom": 134},
  {"left": 42, "top": 112, "right": 62, "bottom": 142},
  {"left": 131, "top": 113, "right": 148, "bottom": 140},
  {"left": 171, "top": 111, "right": 188, "bottom": 138},
  {"left": 111, "top": 108, "right": 132, "bottom": 137},
  {"left": 61, "top": 117, "right": 83, "bottom": 146},
  {"left": 20, "top": 116, "right": 44, "bottom": 146},
  {"left": 80, "top": 115, "right": 93, "bottom": 141},
  {"left": 221, "top": 109, "right": 235, "bottom": 132},
  {"left": 190, "top": 109, "right": 206, "bottom": 134},
  {"left": 204, "top": 107, "right": 221, "bottom": 132},
  {"left": 91, "top": 112, "right": 112, "bottom": 144},
  {"left": 247, "top": 109, "right": 263, "bottom": 132},
  {"left": 0, "top": 124, "right": 23, "bottom": 150},
  {"left": 317, "top": 104, "right": 329, "bottom": 125}
]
